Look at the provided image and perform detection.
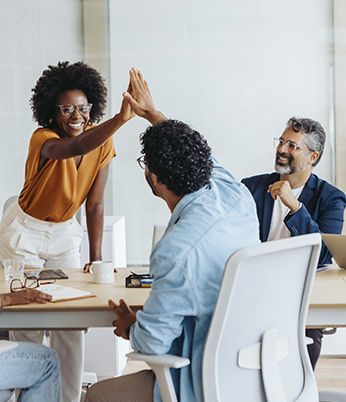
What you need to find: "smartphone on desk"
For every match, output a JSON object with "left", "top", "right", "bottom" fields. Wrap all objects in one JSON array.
[{"left": 24, "top": 268, "right": 68, "bottom": 280}]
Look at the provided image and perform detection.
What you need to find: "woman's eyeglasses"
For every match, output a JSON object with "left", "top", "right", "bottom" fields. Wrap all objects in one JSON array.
[
  {"left": 55, "top": 103, "right": 92, "bottom": 116},
  {"left": 10, "top": 276, "right": 57, "bottom": 292}
]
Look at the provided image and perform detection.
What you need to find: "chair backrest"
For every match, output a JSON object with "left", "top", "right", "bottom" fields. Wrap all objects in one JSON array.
[
  {"left": 3, "top": 196, "right": 18, "bottom": 215},
  {"left": 202, "top": 233, "right": 321, "bottom": 402},
  {"left": 152, "top": 225, "right": 167, "bottom": 249}
]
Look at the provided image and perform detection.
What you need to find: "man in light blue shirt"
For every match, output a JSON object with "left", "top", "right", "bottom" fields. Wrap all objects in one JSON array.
[{"left": 86, "top": 69, "right": 260, "bottom": 402}]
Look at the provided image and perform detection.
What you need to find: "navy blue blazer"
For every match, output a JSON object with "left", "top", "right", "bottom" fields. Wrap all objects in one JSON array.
[{"left": 242, "top": 172, "right": 346, "bottom": 265}]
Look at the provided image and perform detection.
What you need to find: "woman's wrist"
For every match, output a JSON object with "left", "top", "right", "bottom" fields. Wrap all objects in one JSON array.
[
  {"left": 114, "top": 112, "right": 131, "bottom": 126},
  {"left": 89, "top": 257, "right": 102, "bottom": 264}
]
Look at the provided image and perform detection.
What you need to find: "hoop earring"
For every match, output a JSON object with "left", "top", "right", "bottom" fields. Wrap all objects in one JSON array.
[{"left": 49, "top": 118, "right": 53, "bottom": 124}]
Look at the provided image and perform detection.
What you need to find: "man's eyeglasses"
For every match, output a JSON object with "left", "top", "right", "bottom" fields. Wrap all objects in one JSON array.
[
  {"left": 137, "top": 156, "right": 147, "bottom": 170},
  {"left": 273, "top": 137, "right": 310, "bottom": 153},
  {"left": 10, "top": 276, "right": 57, "bottom": 292},
  {"left": 55, "top": 103, "right": 92, "bottom": 116}
]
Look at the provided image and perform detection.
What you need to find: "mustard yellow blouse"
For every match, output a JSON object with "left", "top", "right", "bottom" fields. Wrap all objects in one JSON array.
[{"left": 19, "top": 127, "right": 115, "bottom": 222}]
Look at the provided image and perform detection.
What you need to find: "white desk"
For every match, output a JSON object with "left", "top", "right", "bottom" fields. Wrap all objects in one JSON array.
[
  {"left": 307, "top": 264, "right": 346, "bottom": 328},
  {"left": 0, "top": 268, "right": 150, "bottom": 330},
  {"left": 1, "top": 265, "right": 345, "bottom": 330}
]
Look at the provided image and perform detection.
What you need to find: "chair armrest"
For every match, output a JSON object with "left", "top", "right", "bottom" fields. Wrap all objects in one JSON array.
[
  {"left": 127, "top": 351, "right": 190, "bottom": 369},
  {"left": 126, "top": 352, "right": 190, "bottom": 402}
]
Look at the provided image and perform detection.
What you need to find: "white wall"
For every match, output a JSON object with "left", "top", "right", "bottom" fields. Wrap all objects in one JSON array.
[
  {"left": 109, "top": 0, "right": 333, "bottom": 265},
  {"left": 0, "top": 0, "right": 335, "bottom": 265},
  {"left": 0, "top": 0, "right": 84, "bottom": 211}
]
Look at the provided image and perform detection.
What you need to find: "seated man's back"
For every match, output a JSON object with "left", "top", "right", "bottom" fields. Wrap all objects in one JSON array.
[
  {"left": 86, "top": 69, "right": 260, "bottom": 402},
  {"left": 133, "top": 155, "right": 260, "bottom": 401}
]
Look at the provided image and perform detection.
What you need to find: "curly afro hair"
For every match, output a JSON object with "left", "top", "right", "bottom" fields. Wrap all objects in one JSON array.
[
  {"left": 30, "top": 61, "right": 107, "bottom": 127},
  {"left": 140, "top": 120, "right": 213, "bottom": 196}
]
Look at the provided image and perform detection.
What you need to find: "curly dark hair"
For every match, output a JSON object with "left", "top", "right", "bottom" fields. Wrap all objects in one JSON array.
[
  {"left": 287, "top": 117, "right": 326, "bottom": 167},
  {"left": 140, "top": 120, "right": 213, "bottom": 196},
  {"left": 30, "top": 61, "right": 107, "bottom": 127}
]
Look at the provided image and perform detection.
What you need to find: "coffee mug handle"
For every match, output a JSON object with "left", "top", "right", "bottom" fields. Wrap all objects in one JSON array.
[{"left": 89, "top": 263, "right": 94, "bottom": 275}]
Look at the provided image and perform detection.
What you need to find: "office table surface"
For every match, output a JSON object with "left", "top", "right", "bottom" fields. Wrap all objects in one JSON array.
[
  {"left": 1, "top": 265, "right": 346, "bottom": 329},
  {"left": 307, "top": 264, "right": 346, "bottom": 328},
  {"left": 0, "top": 268, "right": 150, "bottom": 330}
]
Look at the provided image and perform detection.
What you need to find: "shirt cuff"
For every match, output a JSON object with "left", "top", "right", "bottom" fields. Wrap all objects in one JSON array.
[
  {"left": 125, "top": 325, "right": 131, "bottom": 339},
  {"left": 289, "top": 202, "right": 302, "bottom": 215}
]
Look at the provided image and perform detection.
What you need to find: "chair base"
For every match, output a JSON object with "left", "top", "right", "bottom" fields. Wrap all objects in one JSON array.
[
  {"left": 319, "top": 390, "right": 346, "bottom": 402},
  {"left": 0, "top": 390, "right": 15, "bottom": 402}
]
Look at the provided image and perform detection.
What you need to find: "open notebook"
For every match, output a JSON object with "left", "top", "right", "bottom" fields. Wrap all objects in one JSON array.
[{"left": 37, "top": 283, "right": 95, "bottom": 303}]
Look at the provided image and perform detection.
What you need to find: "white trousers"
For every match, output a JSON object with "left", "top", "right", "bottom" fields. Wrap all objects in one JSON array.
[
  {"left": 0, "top": 200, "right": 83, "bottom": 269},
  {"left": 0, "top": 201, "right": 85, "bottom": 402}
]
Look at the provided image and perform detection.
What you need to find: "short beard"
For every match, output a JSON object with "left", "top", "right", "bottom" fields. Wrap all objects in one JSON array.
[
  {"left": 275, "top": 163, "right": 294, "bottom": 175},
  {"left": 274, "top": 152, "right": 307, "bottom": 175}
]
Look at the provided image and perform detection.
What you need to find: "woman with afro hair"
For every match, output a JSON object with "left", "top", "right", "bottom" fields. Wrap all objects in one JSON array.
[{"left": 0, "top": 61, "right": 134, "bottom": 402}]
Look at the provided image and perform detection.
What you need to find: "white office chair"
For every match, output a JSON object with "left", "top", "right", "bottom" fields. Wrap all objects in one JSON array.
[
  {"left": 2, "top": 196, "right": 18, "bottom": 216},
  {"left": 128, "top": 233, "right": 322, "bottom": 402},
  {"left": 0, "top": 390, "right": 15, "bottom": 402},
  {"left": 151, "top": 225, "right": 167, "bottom": 249},
  {"left": 319, "top": 391, "right": 346, "bottom": 401}
]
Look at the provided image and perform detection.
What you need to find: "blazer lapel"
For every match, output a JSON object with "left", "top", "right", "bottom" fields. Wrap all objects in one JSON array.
[
  {"left": 262, "top": 190, "right": 274, "bottom": 241},
  {"left": 298, "top": 174, "right": 315, "bottom": 206},
  {"left": 261, "top": 173, "right": 315, "bottom": 241},
  {"left": 261, "top": 174, "right": 278, "bottom": 241}
]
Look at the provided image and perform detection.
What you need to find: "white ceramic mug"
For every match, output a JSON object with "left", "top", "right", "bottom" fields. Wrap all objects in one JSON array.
[{"left": 89, "top": 261, "right": 114, "bottom": 284}]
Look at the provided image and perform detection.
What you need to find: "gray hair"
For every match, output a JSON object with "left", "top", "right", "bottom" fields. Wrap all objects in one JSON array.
[{"left": 286, "top": 117, "right": 326, "bottom": 167}]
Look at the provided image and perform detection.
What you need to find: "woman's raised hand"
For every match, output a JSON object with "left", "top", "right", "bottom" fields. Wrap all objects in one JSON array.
[
  {"left": 123, "top": 68, "right": 166, "bottom": 125},
  {"left": 119, "top": 81, "right": 135, "bottom": 122}
]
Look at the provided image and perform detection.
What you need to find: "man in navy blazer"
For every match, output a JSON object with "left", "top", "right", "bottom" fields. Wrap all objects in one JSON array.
[{"left": 242, "top": 117, "right": 346, "bottom": 370}]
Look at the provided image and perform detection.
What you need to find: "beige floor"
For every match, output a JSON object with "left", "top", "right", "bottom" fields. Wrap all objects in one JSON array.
[
  {"left": 123, "top": 356, "right": 346, "bottom": 393},
  {"left": 315, "top": 356, "right": 346, "bottom": 393}
]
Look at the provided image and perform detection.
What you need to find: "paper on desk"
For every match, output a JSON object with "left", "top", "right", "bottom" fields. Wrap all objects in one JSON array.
[
  {"left": 38, "top": 284, "right": 94, "bottom": 302},
  {"left": 0, "top": 340, "right": 18, "bottom": 355}
]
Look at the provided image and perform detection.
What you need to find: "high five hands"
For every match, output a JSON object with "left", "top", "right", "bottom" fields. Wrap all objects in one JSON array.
[{"left": 122, "top": 68, "right": 167, "bottom": 125}]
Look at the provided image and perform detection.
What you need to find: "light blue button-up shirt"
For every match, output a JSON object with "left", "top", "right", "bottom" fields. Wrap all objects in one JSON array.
[{"left": 130, "top": 157, "right": 260, "bottom": 402}]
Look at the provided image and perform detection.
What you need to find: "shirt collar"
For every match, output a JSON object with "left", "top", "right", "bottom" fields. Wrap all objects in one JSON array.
[{"left": 167, "top": 184, "right": 209, "bottom": 228}]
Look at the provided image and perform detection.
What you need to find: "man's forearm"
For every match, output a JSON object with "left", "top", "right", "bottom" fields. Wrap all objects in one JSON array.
[{"left": 146, "top": 110, "right": 167, "bottom": 125}]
